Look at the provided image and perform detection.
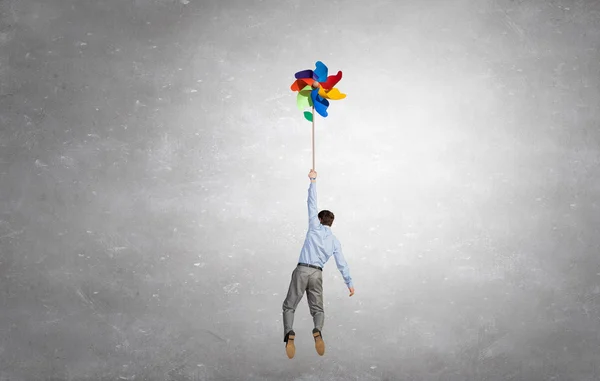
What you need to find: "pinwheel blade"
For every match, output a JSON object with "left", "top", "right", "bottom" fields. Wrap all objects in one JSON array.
[
  {"left": 290, "top": 78, "right": 316, "bottom": 92},
  {"left": 295, "top": 69, "right": 313, "bottom": 79},
  {"left": 297, "top": 85, "right": 313, "bottom": 109},
  {"left": 320, "top": 71, "right": 342, "bottom": 90},
  {"left": 297, "top": 94, "right": 311, "bottom": 110},
  {"left": 311, "top": 88, "right": 329, "bottom": 117},
  {"left": 318, "top": 87, "right": 346, "bottom": 100},
  {"left": 313, "top": 61, "right": 328, "bottom": 82}
]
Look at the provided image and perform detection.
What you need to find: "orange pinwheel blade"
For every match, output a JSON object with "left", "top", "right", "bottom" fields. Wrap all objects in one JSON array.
[{"left": 290, "top": 78, "right": 315, "bottom": 92}]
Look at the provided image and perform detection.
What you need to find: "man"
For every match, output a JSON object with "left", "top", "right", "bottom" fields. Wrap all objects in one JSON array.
[{"left": 282, "top": 169, "right": 355, "bottom": 359}]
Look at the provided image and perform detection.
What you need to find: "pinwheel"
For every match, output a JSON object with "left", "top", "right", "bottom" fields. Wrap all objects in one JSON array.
[{"left": 290, "top": 61, "right": 346, "bottom": 170}]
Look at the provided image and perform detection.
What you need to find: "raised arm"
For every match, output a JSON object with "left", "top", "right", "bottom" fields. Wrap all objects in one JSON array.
[
  {"left": 333, "top": 238, "right": 353, "bottom": 290},
  {"left": 307, "top": 169, "right": 319, "bottom": 229}
]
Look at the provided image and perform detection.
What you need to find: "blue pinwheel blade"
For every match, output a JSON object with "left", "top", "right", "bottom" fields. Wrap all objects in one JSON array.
[
  {"left": 311, "top": 88, "right": 329, "bottom": 117},
  {"left": 295, "top": 69, "right": 313, "bottom": 79},
  {"left": 313, "top": 61, "right": 328, "bottom": 82}
]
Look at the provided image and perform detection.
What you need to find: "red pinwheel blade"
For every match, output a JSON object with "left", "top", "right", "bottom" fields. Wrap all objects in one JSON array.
[{"left": 320, "top": 71, "right": 342, "bottom": 90}]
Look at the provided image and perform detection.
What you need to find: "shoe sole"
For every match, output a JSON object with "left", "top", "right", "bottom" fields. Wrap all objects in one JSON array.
[
  {"left": 313, "top": 332, "right": 325, "bottom": 356},
  {"left": 286, "top": 335, "right": 295, "bottom": 359}
]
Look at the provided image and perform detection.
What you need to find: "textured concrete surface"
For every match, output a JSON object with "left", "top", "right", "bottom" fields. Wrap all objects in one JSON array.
[{"left": 1, "top": 0, "right": 600, "bottom": 380}]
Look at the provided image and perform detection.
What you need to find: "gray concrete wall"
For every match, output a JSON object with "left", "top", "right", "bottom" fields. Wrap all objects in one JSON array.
[{"left": 1, "top": 0, "right": 599, "bottom": 380}]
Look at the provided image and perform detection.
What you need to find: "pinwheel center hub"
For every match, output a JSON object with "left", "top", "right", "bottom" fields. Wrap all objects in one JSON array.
[{"left": 311, "top": 81, "right": 320, "bottom": 88}]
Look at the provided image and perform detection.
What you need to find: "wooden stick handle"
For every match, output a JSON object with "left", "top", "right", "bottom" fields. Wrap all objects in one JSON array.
[{"left": 312, "top": 106, "right": 315, "bottom": 170}]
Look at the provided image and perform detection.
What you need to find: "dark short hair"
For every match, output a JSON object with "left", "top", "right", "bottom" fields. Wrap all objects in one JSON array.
[{"left": 318, "top": 210, "right": 335, "bottom": 226}]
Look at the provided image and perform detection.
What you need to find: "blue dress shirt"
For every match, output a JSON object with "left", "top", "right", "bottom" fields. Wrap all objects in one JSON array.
[{"left": 297, "top": 181, "right": 353, "bottom": 288}]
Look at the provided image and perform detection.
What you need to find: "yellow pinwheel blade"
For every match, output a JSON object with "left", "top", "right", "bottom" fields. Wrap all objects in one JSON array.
[{"left": 318, "top": 87, "right": 346, "bottom": 100}]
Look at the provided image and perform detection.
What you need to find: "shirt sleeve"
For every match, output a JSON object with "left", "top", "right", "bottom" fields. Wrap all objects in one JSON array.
[
  {"left": 308, "top": 182, "right": 320, "bottom": 230},
  {"left": 333, "top": 238, "right": 353, "bottom": 288}
]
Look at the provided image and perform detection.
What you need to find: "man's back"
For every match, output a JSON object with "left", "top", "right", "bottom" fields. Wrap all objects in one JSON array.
[
  {"left": 297, "top": 180, "right": 353, "bottom": 289},
  {"left": 298, "top": 222, "right": 337, "bottom": 265}
]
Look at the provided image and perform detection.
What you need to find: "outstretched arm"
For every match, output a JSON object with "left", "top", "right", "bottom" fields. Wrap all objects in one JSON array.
[
  {"left": 308, "top": 169, "right": 319, "bottom": 229},
  {"left": 333, "top": 238, "right": 354, "bottom": 293}
]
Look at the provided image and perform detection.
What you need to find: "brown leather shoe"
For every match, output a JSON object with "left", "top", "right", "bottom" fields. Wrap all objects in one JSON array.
[
  {"left": 313, "top": 329, "right": 325, "bottom": 356},
  {"left": 285, "top": 331, "right": 295, "bottom": 359}
]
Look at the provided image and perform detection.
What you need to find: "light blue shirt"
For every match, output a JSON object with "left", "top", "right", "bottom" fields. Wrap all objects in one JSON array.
[{"left": 297, "top": 181, "right": 353, "bottom": 288}]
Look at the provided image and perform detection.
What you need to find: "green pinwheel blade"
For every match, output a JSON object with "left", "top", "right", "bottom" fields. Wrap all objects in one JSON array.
[
  {"left": 297, "top": 85, "right": 313, "bottom": 110},
  {"left": 304, "top": 111, "right": 313, "bottom": 122},
  {"left": 297, "top": 94, "right": 310, "bottom": 110}
]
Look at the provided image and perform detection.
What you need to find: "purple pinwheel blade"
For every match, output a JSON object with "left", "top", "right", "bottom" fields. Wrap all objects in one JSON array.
[{"left": 295, "top": 69, "right": 313, "bottom": 79}]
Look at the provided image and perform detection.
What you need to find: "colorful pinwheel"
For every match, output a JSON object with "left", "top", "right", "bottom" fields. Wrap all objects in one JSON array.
[
  {"left": 290, "top": 61, "right": 346, "bottom": 170},
  {"left": 290, "top": 61, "right": 346, "bottom": 122}
]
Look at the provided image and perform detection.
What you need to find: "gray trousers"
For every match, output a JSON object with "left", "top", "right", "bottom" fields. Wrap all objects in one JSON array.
[{"left": 282, "top": 264, "right": 324, "bottom": 341}]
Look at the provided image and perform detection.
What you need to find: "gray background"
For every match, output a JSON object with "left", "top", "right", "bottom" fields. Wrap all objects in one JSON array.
[{"left": 1, "top": 0, "right": 600, "bottom": 380}]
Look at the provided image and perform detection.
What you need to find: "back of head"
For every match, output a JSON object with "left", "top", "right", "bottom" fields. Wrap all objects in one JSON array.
[{"left": 318, "top": 210, "right": 335, "bottom": 227}]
